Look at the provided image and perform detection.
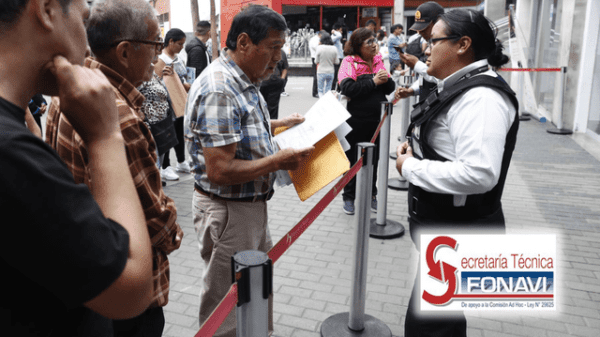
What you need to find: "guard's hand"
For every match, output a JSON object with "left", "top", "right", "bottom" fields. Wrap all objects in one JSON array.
[
  {"left": 39, "top": 104, "right": 48, "bottom": 115},
  {"left": 276, "top": 146, "right": 314, "bottom": 171},
  {"left": 281, "top": 113, "right": 305, "bottom": 128},
  {"left": 395, "top": 87, "right": 414, "bottom": 101},
  {"left": 373, "top": 69, "right": 389, "bottom": 86},
  {"left": 48, "top": 55, "right": 120, "bottom": 145},
  {"left": 400, "top": 53, "right": 418, "bottom": 69},
  {"left": 396, "top": 142, "right": 414, "bottom": 175}
]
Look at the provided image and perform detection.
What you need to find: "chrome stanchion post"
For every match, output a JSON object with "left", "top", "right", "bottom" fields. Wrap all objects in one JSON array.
[
  {"left": 547, "top": 66, "right": 573, "bottom": 135},
  {"left": 517, "top": 61, "right": 531, "bottom": 121},
  {"left": 321, "top": 143, "right": 392, "bottom": 337},
  {"left": 370, "top": 103, "right": 404, "bottom": 239},
  {"left": 348, "top": 143, "right": 374, "bottom": 331},
  {"left": 232, "top": 250, "right": 272, "bottom": 337},
  {"left": 389, "top": 71, "right": 412, "bottom": 191}
]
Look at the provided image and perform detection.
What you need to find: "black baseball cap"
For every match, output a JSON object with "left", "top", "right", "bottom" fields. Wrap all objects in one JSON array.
[{"left": 410, "top": 1, "right": 444, "bottom": 32}]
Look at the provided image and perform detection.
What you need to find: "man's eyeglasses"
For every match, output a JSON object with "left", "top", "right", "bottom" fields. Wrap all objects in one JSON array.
[
  {"left": 426, "top": 35, "right": 461, "bottom": 50},
  {"left": 110, "top": 39, "right": 165, "bottom": 53},
  {"left": 364, "top": 38, "right": 377, "bottom": 46}
]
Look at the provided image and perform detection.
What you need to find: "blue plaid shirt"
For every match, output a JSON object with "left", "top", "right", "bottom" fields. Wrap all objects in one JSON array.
[{"left": 184, "top": 50, "right": 276, "bottom": 198}]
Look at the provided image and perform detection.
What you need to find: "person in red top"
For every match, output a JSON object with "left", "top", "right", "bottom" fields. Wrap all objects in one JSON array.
[{"left": 337, "top": 27, "right": 396, "bottom": 215}]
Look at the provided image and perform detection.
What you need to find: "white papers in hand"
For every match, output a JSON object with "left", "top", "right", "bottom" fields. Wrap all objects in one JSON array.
[{"left": 273, "top": 91, "right": 351, "bottom": 150}]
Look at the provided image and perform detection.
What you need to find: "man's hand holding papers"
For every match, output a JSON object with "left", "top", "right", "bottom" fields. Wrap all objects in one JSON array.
[{"left": 273, "top": 92, "right": 352, "bottom": 200}]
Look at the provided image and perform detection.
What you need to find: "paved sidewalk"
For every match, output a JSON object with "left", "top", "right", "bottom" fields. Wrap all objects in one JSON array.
[{"left": 161, "top": 76, "right": 600, "bottom": 337}]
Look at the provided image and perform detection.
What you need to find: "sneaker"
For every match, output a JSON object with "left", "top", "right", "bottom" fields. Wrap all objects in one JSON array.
[
  {"left": 342, "top": 200, "right": 355, "bottom": 215},
  {"left": 176, "top": 161, "right": 191, "bottom": 173},
  {"left": 161, "top": 167, "right": 179, "bottom": 181},
  {"left": 280, "top": 92, "right": 289, "bottom": 97},
  {"left": 371, "top": 196, "right": 378, "bottom": 213}
]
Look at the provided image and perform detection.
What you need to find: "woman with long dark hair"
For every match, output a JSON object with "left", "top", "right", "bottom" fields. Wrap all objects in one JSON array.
[
  {"left": 154, "top": 28, "right": 191, "bottom": 180},
  {"left": 395, "top": 9, "right": 518, "bottom": 337},
  {"left": 338, "top": 27, "right": 395, "bottom": 215}
]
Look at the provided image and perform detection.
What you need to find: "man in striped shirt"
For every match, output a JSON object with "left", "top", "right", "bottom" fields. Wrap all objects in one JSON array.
[{"left": 184, "top": 5, "right": 313, "bottom": 337}]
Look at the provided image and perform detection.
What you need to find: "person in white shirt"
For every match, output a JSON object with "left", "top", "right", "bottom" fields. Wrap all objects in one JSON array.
[
  {"left": 314, "top": 32, "right": 340, "bottom": 97},
  {"left": 309, "top": 30, "right": 322, "bottom": 97},
  {"left": 398, "top": 1, "right": 445, "bottom": 103},
  {"left": 331, "top": 23, "right": 344, "bottom": 84},
  {"left": 395, "top": 8, "right": 518, "bottom": 337}
]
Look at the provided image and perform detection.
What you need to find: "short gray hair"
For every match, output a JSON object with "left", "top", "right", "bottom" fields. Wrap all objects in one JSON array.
[{"left": 86, "top": 0, "right": 156, "bottom": 54}]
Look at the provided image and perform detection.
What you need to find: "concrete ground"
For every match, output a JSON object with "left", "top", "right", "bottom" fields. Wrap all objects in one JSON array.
[{"left": 160, "top": 76, "right": 600, "bottom": 337}]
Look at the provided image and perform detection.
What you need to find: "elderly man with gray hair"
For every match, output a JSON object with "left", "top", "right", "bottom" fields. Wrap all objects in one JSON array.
[
  {"left": 186, "top": 20, "right": 212, "bottom": 79},
  {"left": 185, "top": 4, "right": 313, "bottom": 337},
  {"left": 45, "top": 1, "right": 183, "bottom": 336}
]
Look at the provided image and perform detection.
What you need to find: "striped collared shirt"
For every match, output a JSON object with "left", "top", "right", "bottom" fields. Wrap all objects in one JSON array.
[
  {"left": 45, "top": 58, "right": 183, "bottom": 308},
  {"left": 184, "top": 49, "right": 276, "bottom": 199}
]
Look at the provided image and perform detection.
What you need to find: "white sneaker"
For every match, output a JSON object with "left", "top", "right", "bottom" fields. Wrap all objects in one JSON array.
[
  {"left": 161, "top": 167, "right": 179, "bottom": 181},
  {"left": 176, "top": 161, "right": 191, "bottom": 173}
]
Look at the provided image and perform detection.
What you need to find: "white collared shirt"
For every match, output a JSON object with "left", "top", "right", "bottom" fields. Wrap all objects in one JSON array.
[
  {"left": 309, "top": 35, "right": 320, "bottom": 58},
  {"left": 402, "top": 60, "right": 516, "bottom": 206}
]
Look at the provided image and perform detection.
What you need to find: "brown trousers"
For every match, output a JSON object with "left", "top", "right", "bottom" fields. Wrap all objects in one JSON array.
[{"left": 193, "top": 191, "right": 273, "bottom": 337}]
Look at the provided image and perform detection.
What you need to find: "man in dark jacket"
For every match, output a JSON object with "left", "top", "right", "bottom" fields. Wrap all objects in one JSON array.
[
  {"left": 259, "top": 50, "right": 288, "bottom": 120},
  {"left": 186, "top": 21, "right": 211, "bottom": 79}
]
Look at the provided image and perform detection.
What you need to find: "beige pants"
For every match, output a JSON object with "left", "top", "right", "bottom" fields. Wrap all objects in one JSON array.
[{"left": 193, "top": 191, "right": 273, "bottom": 337}]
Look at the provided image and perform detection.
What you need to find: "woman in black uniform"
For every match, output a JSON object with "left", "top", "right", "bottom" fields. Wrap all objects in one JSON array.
[{"left": 395, "top": 9, "right": 519, "bottom": 337}]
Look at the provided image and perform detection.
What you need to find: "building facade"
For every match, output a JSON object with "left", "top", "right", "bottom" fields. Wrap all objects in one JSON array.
[
  {"left": 155, "top": 0, "right": 599, "bottom": 139},
  {"left": 513, "top": 0, "right": 599, "bottom": 139},
  {"left": 220, "top": 0, "right": 481, "bottom": 46}
]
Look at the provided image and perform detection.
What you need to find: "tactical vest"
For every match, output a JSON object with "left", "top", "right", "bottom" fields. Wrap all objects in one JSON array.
[
  {"left": 406, "top": 73, "right": 519, "bottom": 222},
  {"left": 418, "top": 77, "right": 437, "bottom": 104}
]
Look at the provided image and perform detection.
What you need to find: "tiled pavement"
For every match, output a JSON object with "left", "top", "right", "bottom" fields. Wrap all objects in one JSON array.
[{"left": 160, "top": 77, "right": 600, "bottom": 337}]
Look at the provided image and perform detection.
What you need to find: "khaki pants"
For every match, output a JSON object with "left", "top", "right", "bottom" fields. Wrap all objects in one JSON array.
[{"left": 193, "top": 191, "right": 273, "bottom": 337}]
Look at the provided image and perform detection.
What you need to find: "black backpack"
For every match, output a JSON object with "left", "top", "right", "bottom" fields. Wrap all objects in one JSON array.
[{"left": 405, "top": 36, "right": 426, "bottom": 62}]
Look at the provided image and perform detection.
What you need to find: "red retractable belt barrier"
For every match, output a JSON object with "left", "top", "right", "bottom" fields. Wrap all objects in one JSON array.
[
  {"left": 499, "top": 68, "right": 561, "bottom": 72},
  {"left": 194, "top": 284, "right": 238, "bottom": 337},
  {"left": 194, "top": 112, "right": 389, "bottom": 336}
]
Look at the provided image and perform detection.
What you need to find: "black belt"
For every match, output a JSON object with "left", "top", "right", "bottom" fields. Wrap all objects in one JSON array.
[
  {"left": 194, "top": 183, "right": 273, "bottom": 202},
  {"left": 408, "top": 184, "right": 500, "bottom": 222}
]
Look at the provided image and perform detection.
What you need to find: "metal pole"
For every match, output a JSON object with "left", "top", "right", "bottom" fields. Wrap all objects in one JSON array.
[
  {"left": 321, "top": 143, "right": 391, "bottom": 337},
  {"left": 370, "top": 103, "right": 404, "bottom": 239},
  {"left": 518, "top": 63, "right": 531, "bottom": 121},
  {"left": 389, "top": 72, "right": 412, "bottom": 191},
  {"left": 232, "top": 250, "right": 272, "bottom": 337},
  {"left": 547, "top": 66, "right": 573, "bottom": 135},
  {"left": 348, "top": 143, "right": 374, "bottom": 331},
  {"left": 376, "top": 102, "right": 391, "bottom": 223}
]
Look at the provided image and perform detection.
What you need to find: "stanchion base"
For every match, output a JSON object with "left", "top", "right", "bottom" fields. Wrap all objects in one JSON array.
[
  {"left": 388, "top": 178, "right": 409, "bottom": 191},
  {"left": 519, "top": 115, "right": 531, "bottom": 121},
  {"left": 389, "top": 152, "right": 397, "bottom": 160},
  {"left": 321, "top": 312, "right": 392, "bottom": 337},
  {"left": 369, "top": 218, "right": 405, "bottom": 239},
  {"left": 547, "top": 128, "right": 573, "bottom": 135}
]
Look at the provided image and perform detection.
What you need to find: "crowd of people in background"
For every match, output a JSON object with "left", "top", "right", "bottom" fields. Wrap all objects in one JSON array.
[{"left": 2, "top": 1, "right": 516, "bottom": 336}]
